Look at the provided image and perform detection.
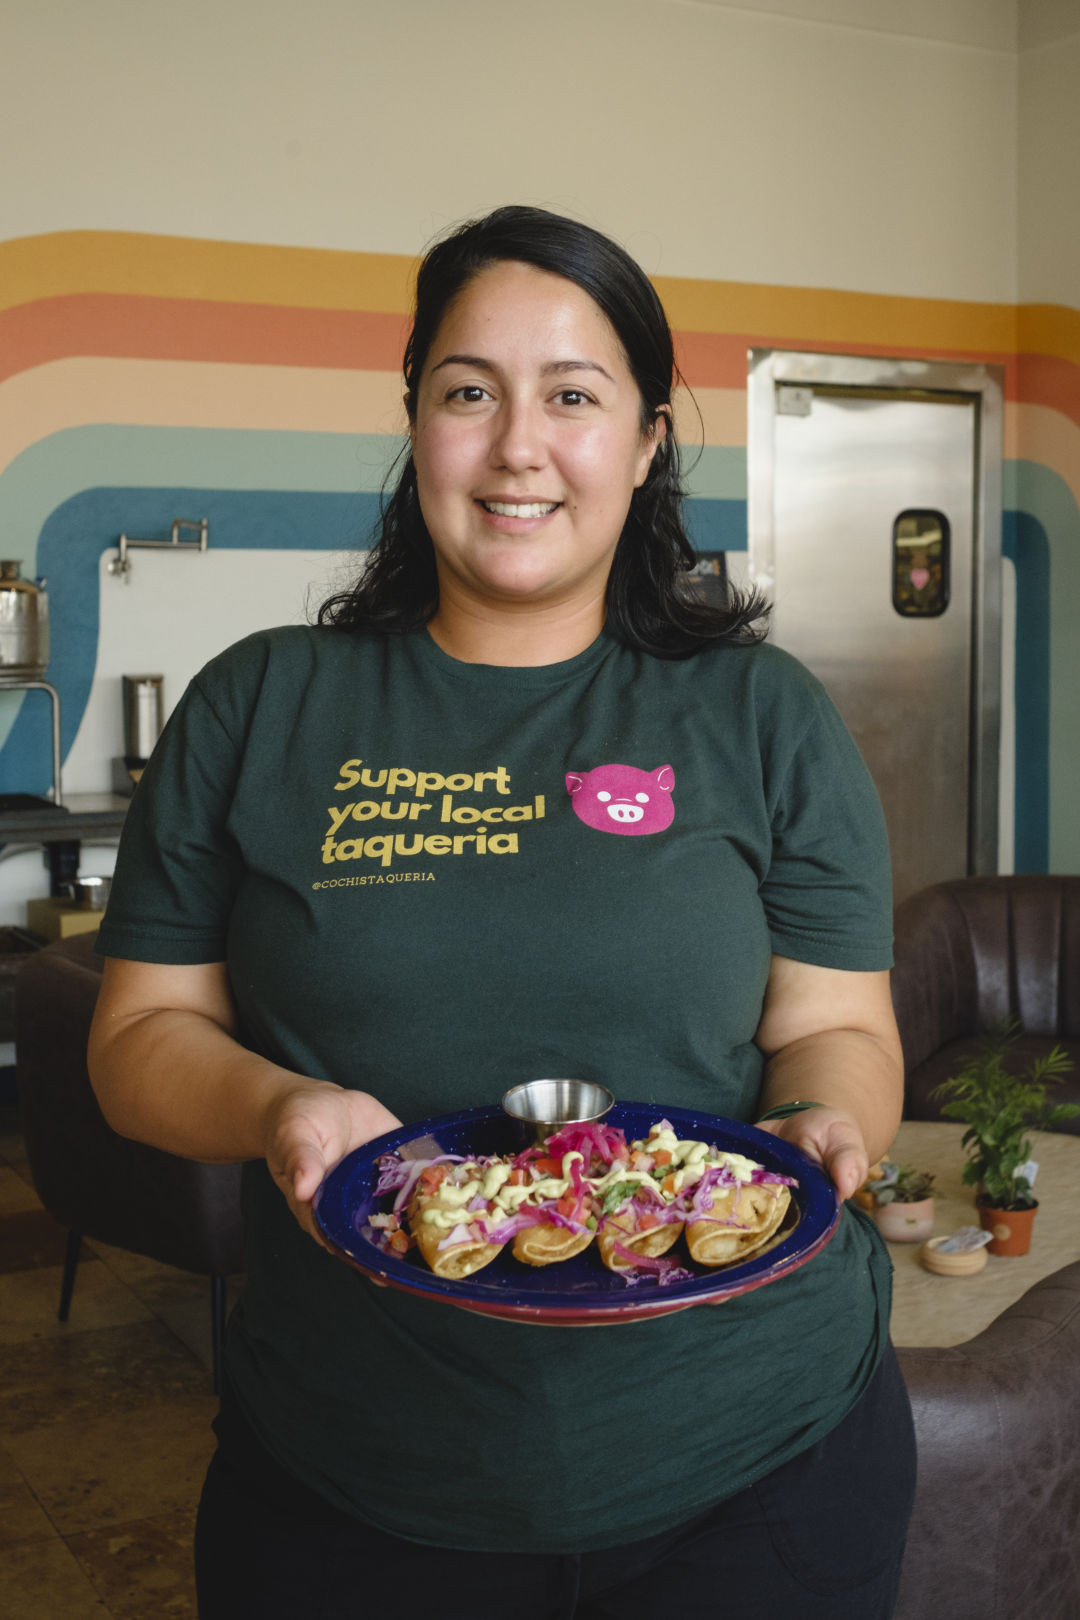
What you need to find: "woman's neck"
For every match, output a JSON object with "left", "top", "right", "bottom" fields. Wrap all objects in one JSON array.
[{"left": 426, "top": 592, "right": 607, "bottom": 666}]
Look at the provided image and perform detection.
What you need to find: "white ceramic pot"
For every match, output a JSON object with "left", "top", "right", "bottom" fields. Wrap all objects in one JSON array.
[{"left": 873, "top": 1197, "right": 935, "bottom": 1244}]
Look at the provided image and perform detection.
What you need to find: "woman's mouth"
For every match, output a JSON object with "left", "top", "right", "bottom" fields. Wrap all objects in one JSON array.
[{"left": 479, "top": 500, "right": 561, "bottom": 518}]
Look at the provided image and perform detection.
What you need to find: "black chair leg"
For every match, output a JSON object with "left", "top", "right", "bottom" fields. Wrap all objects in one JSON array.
[
  {"left": 210, "top": 1273, "right": 227, "bottom": 1395},
  {"left": 59, "top": 1230, "right": 82, "bottom": 1321}
]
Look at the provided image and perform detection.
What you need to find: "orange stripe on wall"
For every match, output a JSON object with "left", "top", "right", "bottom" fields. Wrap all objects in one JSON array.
[
  {"left": 0, "top": 295, "right": 410, "bottom": 387},
  {"left": 1016, "top": 352, "right": 1080, "bottom": 423}
]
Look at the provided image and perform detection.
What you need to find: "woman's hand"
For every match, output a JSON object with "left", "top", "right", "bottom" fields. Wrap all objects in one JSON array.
[
  {"left": 755, "top": 1106, "right": 869, "bottom": 1202},
  {"left": 261, "top": 1081, "right": 403, "bottom": 1247}
]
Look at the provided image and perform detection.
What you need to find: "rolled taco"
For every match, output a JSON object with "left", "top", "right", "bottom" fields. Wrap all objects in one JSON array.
[
  {"left": 597, "top": 1201, "right": 682, "bottom": 1271},
  {"left": 684, "top": 1179, "right": 791, "bottom": 1266},
  {"left": 512, "top": 1223, "right": 594, "bottom": 1266},
  {"left": 406, "top": 1158, "right": 511, "bottom": 1280},
  {"left": 510, "top": 1148, "right": 597, "bottom": 1267}
]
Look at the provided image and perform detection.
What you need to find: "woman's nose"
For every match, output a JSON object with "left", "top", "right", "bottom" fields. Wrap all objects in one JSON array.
[{"left": 490, "top": 398, "right": 547, "bottom": 471}]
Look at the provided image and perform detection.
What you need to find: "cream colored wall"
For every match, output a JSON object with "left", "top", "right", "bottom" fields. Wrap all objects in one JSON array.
[
  {"left": 2, "top": 0, "right": 1017, "bottom": 298},
  {"left": 1018, "top": 17, "right": 1080, "bottom": 302}
]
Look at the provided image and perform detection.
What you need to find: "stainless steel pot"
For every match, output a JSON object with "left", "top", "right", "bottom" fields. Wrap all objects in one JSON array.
[{"left": 0, "top": 560, "right": 49, "bottom": 677}]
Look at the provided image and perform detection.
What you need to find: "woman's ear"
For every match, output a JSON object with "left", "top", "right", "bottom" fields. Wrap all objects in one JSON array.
[{"left": 634, "top": 407, "right": 669, "bottom": 488}]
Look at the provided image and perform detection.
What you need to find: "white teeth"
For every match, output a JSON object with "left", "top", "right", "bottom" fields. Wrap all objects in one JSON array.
[{"left": 482, "top": 501, "right": 559, "bottom": 518}]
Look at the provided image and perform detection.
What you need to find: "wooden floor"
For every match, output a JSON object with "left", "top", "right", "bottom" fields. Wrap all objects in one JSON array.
[{"left": 0, "top": 1099, "right": 239, "bottom": 1619}]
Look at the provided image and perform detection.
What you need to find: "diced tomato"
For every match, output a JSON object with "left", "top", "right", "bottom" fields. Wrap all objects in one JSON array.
[
  {"left": 662, "top": 1173, "right": 677, "bottom": 1196},
  {"left": 389, "top": 1230, "right": 413, "bottom": 1253},
  {"left": 638, "top": 1212, "right": 659, "bottom": 1231},
  {"left": 653, "top": 1149, "right": 673, "bottom": 1167},
  {"left": 556, "top": 1192, "right": 578, "bottom": 1218},
  {"left": 509, "top": 1167, "right": 526, "bottom": 1186},
  {"left": 419, "top": 1166, "right": 446, "bottom": 1193},
  {"left": 534, "top": 1156, "right": 563, "bottom": 1178}
]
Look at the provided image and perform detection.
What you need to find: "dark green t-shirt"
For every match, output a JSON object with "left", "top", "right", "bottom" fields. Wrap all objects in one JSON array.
[{"left": 98, "top": 623, "right": 895, "bottom": 1554}]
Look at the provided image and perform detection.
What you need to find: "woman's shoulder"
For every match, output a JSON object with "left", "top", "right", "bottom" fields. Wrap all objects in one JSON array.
[
  {"left": 194, "top": 623, "right": 374, "bottom": 687},
  {"left": 670, "top": 636, "right": 831, "bottom": 713}
]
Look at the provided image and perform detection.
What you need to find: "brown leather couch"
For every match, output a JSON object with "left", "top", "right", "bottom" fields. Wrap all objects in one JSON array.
[
  {"left": 890, "top": 875, "right": 1080, "bottom": 1129},
  {"left": 894, "top": 1258, "right": 1080, "bottom": 1619},
  {"left": 14, "top": 932, "right": 243, "bottom": 1387}
]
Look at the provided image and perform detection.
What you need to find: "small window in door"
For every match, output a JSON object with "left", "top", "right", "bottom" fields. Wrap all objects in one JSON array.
[{"left": 893, "top": 510, "right": 949, "bottom": 617}]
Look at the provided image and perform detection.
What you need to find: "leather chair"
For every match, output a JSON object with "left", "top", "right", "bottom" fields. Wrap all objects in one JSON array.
[
  {"left": 890, "top": 876, "right": 1080, "bottom": 1129},
  {"left": 14, "top": 932, "right": 243, "bottom": 1389},
  {"left": 895, "top": 1258, "right": 1080, "bottom": 1619}
]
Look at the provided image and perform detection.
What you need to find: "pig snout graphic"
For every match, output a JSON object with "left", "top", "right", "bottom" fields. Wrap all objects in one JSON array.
[
  {"left": 603, "top": 798, "right": 646, "bottom": 824},
  {"left": 565, "top": 764, "right": 675, "bottom": 837}
]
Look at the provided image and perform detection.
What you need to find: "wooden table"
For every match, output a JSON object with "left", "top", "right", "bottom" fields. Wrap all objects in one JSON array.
[{"left": 884, "top": 1119, "right": 1080, "bottom": 1347}]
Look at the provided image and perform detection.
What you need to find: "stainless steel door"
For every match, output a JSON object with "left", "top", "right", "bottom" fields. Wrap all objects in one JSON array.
[{"left": 748, "top": 353, "right": 1003, "bottom": 905}]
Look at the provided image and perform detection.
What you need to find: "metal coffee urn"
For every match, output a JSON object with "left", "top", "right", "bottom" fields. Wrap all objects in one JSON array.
[{"left": 0, "top": 560, "right": 62, "bottom": 808}]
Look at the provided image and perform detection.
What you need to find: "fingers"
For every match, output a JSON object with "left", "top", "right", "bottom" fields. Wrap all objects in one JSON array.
[
  {"left": 767, "top": 1109, "right": 869, "bottom": 1203},
  {"left": 823, "top": 1144, "right": 868, "bottom": 1202},
  {"left": 289, "top": 1144, "right": 328, "bottom": 1204}
]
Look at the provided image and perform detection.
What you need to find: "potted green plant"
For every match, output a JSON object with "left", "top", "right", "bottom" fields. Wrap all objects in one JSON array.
[
  {"left": 931, "top": 1023, "right": 1079, "bottom": 1256},
  {"left": 869, "top": 1161, "right": 936, "bottom": 1243}
]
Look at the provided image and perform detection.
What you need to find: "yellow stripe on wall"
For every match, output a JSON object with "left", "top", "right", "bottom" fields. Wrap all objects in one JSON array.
[
  {"left": 0, "top": 232, "right": 416, "bottom": 314},
  {"left": 1018, "top": 306, "right": 1080, "bottom": 371},
  {"left": 654, "top": 275, "right": 1017, "bottom": 354}
]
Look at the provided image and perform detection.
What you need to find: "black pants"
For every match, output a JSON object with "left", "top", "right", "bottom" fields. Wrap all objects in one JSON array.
[{"left": 196, "top": 1342, "right": 916, "bottom": 1620}]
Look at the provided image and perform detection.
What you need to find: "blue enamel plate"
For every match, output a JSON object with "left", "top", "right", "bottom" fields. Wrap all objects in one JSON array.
[{"left": 314, "top": 1101, "right": 840, "bottom": 1325}]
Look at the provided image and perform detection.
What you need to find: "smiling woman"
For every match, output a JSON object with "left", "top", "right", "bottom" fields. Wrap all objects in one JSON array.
[
  {"left": 88, "top": 205, "right": 914, "bottom": 1620},
  {"left": 317, "top": 204, "right": 765, "bottom": 661}
]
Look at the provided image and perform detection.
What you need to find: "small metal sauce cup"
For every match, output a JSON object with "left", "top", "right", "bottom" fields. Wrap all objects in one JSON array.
[
  {"left": 69, "top": 875, "right": 112, "bottom": 911},
  {"left": 501, "top": 1078, "right": 615, "bottom": 1147}
]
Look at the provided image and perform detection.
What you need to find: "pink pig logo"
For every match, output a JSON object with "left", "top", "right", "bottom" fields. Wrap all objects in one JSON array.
[{"left": 565, "top": 763, "right": 675, "bottom": 836}]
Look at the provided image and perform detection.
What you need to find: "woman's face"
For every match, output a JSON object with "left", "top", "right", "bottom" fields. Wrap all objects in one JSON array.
[{"left": 411, "top": 260, "right": 662, "bottom": 618}]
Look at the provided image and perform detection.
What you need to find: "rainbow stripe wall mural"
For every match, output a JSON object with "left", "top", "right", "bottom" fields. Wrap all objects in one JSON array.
[{"left": 1, "top": 231, "right": 1078, "bottom": 870}]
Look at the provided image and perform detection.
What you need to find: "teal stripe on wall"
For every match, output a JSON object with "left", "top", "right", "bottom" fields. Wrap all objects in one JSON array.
[
  {"left": 1003, "top": 511, "right": 1050, "bottom": 873},
  {"left": 1004, "top": 460, "right": 1080, "bottom": 873}
]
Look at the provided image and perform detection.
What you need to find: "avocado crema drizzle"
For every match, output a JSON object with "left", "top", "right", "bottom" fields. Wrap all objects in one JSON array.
[{"left": 400, "top": 1124, "right": 767, "bottom": 1237}]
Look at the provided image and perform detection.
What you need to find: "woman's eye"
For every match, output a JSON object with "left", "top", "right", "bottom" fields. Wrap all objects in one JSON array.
[
  {"left": 556, "top": 390, "right": 591, "bottom": 407},
  {"left": 449, "top": 385, "right": 490, "bottom": 404}
]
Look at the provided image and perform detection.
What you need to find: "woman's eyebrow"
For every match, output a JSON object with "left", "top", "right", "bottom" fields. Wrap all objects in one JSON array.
[{"left": 429, "top": 353, "right": 615, "bottom": 383}]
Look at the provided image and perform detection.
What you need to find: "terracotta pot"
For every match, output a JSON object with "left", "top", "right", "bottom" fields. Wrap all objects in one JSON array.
[
  {"left": 977, "top": 1198, "right": 1038, "bottom": 1256},
  {"left": 873, "top": 1196, "right": 935, "bottom": 1244}
]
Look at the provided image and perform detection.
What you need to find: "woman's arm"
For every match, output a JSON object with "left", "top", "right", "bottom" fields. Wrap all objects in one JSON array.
[
  {"left": 87, "top": 957, "right": 402, "bottom": 1242},
  {"left": 752, "top": 956, "right": 903, "bottom": 1201}
]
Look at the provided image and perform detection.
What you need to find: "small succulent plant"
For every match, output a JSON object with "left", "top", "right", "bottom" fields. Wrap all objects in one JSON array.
[{"left": 871, "top": 1161, "right": 935, "bottom": 1205}]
